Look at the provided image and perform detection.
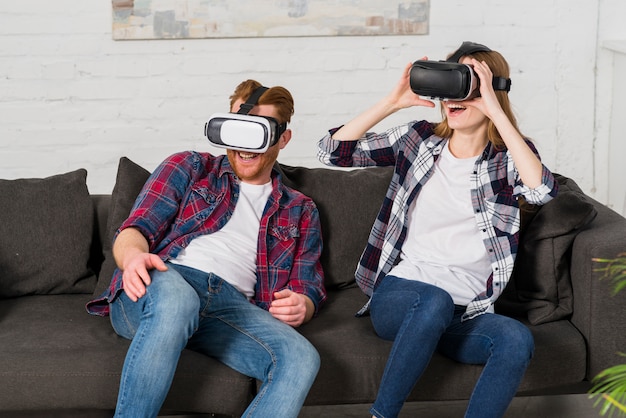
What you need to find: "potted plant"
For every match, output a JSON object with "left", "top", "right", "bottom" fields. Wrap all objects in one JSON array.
[{"left": 589, "top": 252, "right": 626, "bottom": 416}]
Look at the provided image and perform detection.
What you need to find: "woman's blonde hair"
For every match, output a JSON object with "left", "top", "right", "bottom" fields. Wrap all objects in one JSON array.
[
  {"left": 229, "top": 79, "right": 294, "bottom": 125},
  {"left": 433, "top": 49, "right": 520, "bottom": 148}
]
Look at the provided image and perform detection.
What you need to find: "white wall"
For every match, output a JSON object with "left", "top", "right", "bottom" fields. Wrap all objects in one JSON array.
[{"left": 0, "top": 0, "right": 625, "bottom": 210}]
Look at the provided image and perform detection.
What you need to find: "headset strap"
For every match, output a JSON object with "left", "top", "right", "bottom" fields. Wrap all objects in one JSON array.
[
  {"left": 237, "top": 86, "right": 269, "bottom": 115},
  {"left": 446, "top": 41, "right": 492, "bottom": 63},
  {"left": 236, "top": 85, "right": 287, "bottom": 144},
  {"left": 447, "top": 41, "right": 511, "bottom": 92}
]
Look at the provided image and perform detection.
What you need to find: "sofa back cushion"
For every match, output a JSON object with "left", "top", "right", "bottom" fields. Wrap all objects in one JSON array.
[
  {"left": 0, "top": 169, "right": 97, "bottom": 297},
  {"left": 93, "top": 157, "right": 151, "bottom": 297},
  {"left": 96, "top": 158, "right": 393, "bottom": 292},
  {"left": 496, "top": 174, "right": 598, "bottom": 324},
  {"left": 278, "top": 164, "right": 393, "bottom": 289}
]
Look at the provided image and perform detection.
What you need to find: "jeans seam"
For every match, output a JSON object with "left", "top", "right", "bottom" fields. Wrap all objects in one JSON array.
[
  {"left": 115, "top": 292, "right": 153, "bottom": 417},
  {"left": 211, "top": 315, "right": 277, "bottom": 417}
]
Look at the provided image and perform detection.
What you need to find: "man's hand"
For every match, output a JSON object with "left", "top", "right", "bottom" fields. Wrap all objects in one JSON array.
[
  {"left": 269, "top": 289, "right": 314, "bottom": 327},
  {"left": 113, "top": 227, "right": 167, "bottom": 302},
  {"left": 121, "top": 252, "right": 168, "bottom": 302}
]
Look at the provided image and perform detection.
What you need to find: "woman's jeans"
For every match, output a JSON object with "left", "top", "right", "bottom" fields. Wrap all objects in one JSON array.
[
  {"left": 369, "top": 275, "right": 534, "bottom": 418},
  {"left": 110, "top": 263, "right": 320, "bottom": 418}
]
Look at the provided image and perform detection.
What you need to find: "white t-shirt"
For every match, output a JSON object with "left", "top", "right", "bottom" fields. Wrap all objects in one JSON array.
[
  {"left": 388, "top": 142, "right": 492, "bottom": 307},
  {"left": 170, "top": 181, "right": 272, "bottom": 298}
]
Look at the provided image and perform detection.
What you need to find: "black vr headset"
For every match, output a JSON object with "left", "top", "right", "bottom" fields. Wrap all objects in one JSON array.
[
  {"left": 409, "top": 41, "right": 512, "bottom": 101},
  {"left": 204, "top": 86, "right": 287, "bottom": 153}
]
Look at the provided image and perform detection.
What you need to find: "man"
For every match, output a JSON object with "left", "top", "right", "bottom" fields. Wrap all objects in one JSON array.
[{"left": 87, "top": 80, "right": 326, "bottom": 417}]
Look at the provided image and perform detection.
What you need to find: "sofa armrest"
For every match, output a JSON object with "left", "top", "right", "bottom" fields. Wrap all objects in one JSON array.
[{"left": 570, "top": 200, "right": 626, "bottom": 379}]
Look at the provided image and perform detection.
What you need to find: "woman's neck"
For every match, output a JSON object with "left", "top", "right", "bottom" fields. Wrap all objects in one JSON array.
[{"left": 448, "top": 128, "right": 489, "bottom": 159}]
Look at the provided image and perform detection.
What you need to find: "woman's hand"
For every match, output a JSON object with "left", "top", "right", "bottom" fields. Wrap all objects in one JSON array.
[
  {"left": 466, "top": 58, "right": 544, "bottom": 188},
  {"left": 331, "top": 60, "right": 434, "bottom": 141},
  {"left": 465, "top": 58, "right": 504, "bottom": 121},
  {"left": 387, "top": 60, "right": 437, "bottom": 112}
]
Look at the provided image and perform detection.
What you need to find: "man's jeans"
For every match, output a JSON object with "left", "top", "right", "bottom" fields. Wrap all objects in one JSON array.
[
  {"left": 110, "top": 263, "right": 320, "bottom": 418},
  {"left": 369, "top": 275, "right": 534, "bottom": 418}
]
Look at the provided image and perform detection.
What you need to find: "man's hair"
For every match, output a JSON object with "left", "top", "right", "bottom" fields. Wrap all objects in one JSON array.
[
  {"left": 229, "top": 79, "right": 295, "bottom": 125},
  {"left": 433, "top": 49, "right": 522, "bottom": 148}
]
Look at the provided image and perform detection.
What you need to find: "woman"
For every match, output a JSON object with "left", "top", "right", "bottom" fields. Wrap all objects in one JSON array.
[{"left": 317, "top": 42, "right": 558, "bottom": 418}]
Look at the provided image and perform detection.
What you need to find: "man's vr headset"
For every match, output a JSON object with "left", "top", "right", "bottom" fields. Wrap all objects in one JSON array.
[
  {"left": 409, "top": 41, "right": 511, "bottom": 101},
  {"left": 204, "top": 86, "right": 287, "bottom": 153}
]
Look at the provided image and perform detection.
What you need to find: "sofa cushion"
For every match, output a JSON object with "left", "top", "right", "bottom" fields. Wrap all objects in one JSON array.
[
  {"left": 277, "top": 164, "right": 393, "bottom": 289},
  {"left": 0, "top": 294, "right": 252, "bottom": 415},
  {"left": 0, "top": 169, "right": 97, "bottom": 297},
  {"left": 93, "top": 157, "right": 151, "bottom": 297},
  {"left": 298, "top": 288, "right": 586, "bottom": 405},
  {"left": 497, "top": 174, "right": 598, "bottom": 325}
]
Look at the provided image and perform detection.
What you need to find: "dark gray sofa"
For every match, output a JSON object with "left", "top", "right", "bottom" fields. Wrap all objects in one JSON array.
[{"left": 1, "top": 156, "right": 625, "bottom": 417}]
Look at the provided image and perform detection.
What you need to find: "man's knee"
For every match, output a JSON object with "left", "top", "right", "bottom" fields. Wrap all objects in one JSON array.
[
  {"left": 285, "top": 335, "right": 320, "bottom": 387},
  {"left": 276, "top": 330, "right": 320, "bottom": 378},
  {"left": 143, "top": 271, "right": 200, "bottom": 330}
]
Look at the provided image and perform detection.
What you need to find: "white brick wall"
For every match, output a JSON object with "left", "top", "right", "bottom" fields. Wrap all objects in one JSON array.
[{"left": 0, "top": 0, "right": 625, "bottom": 211}]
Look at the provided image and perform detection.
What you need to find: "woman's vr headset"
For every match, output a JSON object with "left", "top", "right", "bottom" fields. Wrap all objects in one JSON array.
[
  {"left": 409, "top": 41, "right": 511, "bottom": 101},
  {"left": 204, "top": 86, "right": 287, "bottom": 153}
]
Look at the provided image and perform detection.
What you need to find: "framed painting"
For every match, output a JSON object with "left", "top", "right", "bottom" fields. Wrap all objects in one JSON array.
[{"left": 112, "top": 0, "right": 430, "bottom": 40}]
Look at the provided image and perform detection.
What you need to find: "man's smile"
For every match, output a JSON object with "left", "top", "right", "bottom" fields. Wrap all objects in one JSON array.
[{"left": 237, "top": 151, "right": 261, "bottom": 161}]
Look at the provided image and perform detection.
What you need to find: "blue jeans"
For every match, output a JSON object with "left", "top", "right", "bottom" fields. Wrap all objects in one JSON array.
[
  {"left": 110, "top": 263, "right": 320, "bottom": 418},
  {"left": 369, "top": 276, "right": 533, "bottom": 418}
]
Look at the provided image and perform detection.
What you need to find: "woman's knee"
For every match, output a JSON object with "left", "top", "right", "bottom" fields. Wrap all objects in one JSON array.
[
  {"left": 510, "top": 322, "right": 534, "bottom": 359},
  {"left": 494, "top": 320, "right": 534, "bottom": 364}
]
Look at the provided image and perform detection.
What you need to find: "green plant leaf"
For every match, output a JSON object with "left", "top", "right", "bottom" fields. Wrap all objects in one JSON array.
[
  {"left": 589, "top": 251, "right": 626, "bottom": 418},
  {"left": 590, "top": 354, "right": 626, "bottom": 416}
]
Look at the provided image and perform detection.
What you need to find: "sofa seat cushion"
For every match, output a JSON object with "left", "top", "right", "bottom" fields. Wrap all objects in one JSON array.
[
  {"left": 0, "top": 295, "right": 253, "bottom": 415},
  {"left": 299, "top": 288, "right": 587, "bottom": 405},
  {"left": 0, "top": 169, "right": 97, "bottom": 297}
]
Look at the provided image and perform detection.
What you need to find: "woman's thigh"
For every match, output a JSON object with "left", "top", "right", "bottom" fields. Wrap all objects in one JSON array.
[
  {"left": 438, "top": 311, "right": 534, "bottom": 365},
  {"left": 370, "top": 275, "right": 454, "bottom": 341}
]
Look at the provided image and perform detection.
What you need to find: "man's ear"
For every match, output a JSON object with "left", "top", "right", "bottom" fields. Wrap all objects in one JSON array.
[{"left": 278, "top": 128, "right": 292, "bottom": 150}]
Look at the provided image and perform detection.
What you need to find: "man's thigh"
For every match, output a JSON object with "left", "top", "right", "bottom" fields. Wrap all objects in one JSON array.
[
  {"left": 187, "top": 275, "right": 310, "bottom": 380},
  {"left": 110, "top": 266, "right": 199, "bottom": 339}
]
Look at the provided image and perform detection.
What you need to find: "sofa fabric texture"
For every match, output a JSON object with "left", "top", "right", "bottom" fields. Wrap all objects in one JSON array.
[
  {"left": 1, "top": 156, "right": 625, "bottom": 416},
  {"left": 0, "top": 169, "right": 97, "bottom": 298},
  {"left": 497, "top": 174, "right": 599, "bottom": 325},
  {"left": 92, "top": 157, "right": 151, "bottom": 298}
]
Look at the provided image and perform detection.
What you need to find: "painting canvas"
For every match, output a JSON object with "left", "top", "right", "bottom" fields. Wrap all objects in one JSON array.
[{"left": 112, "top": 0, "right": 430, "bottom": 40}]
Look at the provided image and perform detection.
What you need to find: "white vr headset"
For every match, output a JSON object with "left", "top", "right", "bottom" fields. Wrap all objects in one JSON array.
[{"left": 204, "top": 86, "right": 287, "bottom": 153}]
